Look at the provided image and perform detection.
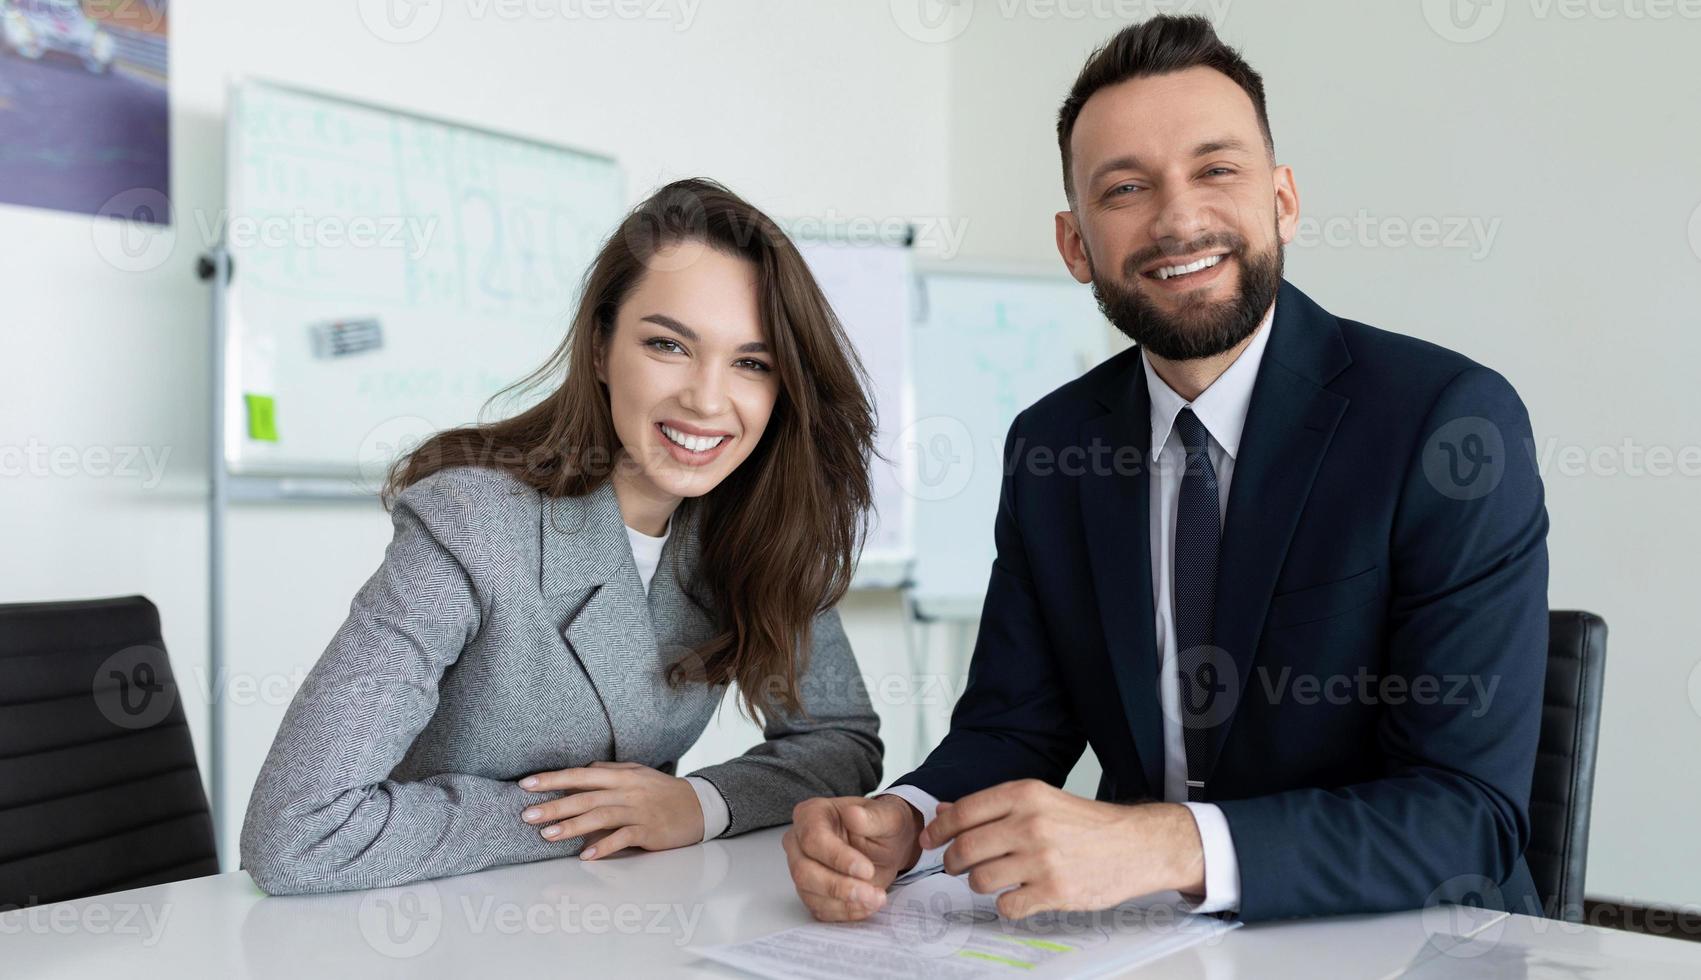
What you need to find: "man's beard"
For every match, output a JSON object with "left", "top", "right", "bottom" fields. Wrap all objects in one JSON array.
[{"left": 1089, "top": 227, "right": 1283, "bottom": 361}]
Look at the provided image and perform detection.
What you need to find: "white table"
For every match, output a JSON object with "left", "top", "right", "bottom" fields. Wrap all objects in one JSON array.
[{"left": 3, "top": 827, "right": 1696, "bottom": 978}]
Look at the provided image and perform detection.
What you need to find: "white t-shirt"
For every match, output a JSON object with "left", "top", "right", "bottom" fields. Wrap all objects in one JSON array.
[
  {"left": 622, "top": 515, "right": 730, "bottom": 839},
  {"left": 625, "top": 519, "right": 670, "bottom": 593}
]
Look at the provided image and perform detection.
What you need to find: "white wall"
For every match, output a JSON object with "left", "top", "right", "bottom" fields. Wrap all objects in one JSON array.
[{"left": 4, "top": 0, "right": 1697, "bottom": 910}]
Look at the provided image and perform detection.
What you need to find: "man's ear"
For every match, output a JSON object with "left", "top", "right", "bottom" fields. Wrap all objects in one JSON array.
[
  {"left": 1055, "top": 209, "right": 1093, "bottom": 284},
  {"left": 1273, "top": 164, "right": 1300, "bottom": 245}
]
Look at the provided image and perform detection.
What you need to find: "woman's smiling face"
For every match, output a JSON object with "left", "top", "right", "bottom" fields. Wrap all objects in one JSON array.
[{"left": 598, "top": 241, "right": 780, "bottom": 529}]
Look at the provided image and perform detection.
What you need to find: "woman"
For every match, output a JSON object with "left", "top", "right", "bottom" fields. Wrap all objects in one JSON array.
[{"left": 241, "top": 179, "right": 884, "bottom": 895}]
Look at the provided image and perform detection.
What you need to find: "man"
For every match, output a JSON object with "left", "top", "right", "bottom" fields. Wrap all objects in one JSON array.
[{"left": 783, "top": 14, "right": 1549, "bottom": 923}]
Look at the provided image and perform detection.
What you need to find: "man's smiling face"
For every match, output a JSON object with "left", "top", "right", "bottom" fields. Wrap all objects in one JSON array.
[{"left": 1056, "top": 65, "right": 1299, "bottom": 361}]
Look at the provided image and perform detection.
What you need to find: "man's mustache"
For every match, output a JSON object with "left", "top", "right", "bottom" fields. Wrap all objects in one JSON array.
[{"left": 1123, "top": 233, "right": 1246, "bottom": 280}]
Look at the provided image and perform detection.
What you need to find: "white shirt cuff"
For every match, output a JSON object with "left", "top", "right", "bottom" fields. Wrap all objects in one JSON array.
[
  {"left": 1179, "top": 802, "right": 1240, "bottom": 914},
  {"left": 877, "top": 784, "right": 948, "bottom": 882},
  {"left": 685, "top": 775, "right": 730, "bottom": 842}
]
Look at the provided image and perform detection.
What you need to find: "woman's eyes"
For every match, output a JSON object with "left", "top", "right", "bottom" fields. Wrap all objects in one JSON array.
[{"left": 644, "top": 338, "right": 770, "bottom": 372}]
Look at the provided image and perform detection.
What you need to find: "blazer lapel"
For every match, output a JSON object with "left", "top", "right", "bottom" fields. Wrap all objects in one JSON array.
[
  {"left": 1080, "top": 351, "right": 1166, "bottom": 796},
  {"left": 540, "top": 480, "right": 658, "bottom": 763},
  {"left": 644, "top": 503, "right": 721, "bottom": 691},
  {"left": 1202, "top": 280, "right": 1352, "bottom": 781}
]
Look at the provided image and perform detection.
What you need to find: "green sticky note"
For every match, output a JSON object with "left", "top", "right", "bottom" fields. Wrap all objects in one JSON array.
[{"left": 245, "top": 393, "right": 279, "bottom": 442}]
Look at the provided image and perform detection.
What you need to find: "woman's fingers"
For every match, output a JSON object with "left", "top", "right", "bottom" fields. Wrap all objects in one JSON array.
[
  {"left": 523, "top": 790, "right": 622, "bottom": 826},
  {"left": 582, "top": 825, "right": 641, "bottom": 860},
  {"left": 519, "top": 766, "right": 636, "bottom": 792},
  {"left": 540, "top": 805, "right": 634, "bottom": 842},
  {"left": 588, "top": 761, "right": 644, "bottom": 769}
]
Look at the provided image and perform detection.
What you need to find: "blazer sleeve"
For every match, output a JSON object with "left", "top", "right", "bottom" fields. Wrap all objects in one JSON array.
[
  {"left": 239, "top": 474, "right": 582, "bottom": 895},
  {"left": 1216, "top": 366, "right": 1550, "bottom": 922},
  {"left": 891, "top": 410, "right": 1090, "bottom": 801},
  {"left": 686, "top": 606, "right": 884, "bottom": 836}
]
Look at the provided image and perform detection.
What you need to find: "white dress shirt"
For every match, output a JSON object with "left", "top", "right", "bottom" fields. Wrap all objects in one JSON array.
[
  {"left": 626, "top": 520, "right": 734, "bottom": 842},
  {"left": 884, "top": 300, "right": 1278, "bottom": 915}
]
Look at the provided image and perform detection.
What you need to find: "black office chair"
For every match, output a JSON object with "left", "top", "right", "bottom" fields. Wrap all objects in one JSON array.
[
  {"left": 1525, "top": 610, "right": 1608, "bottom": 922},
  {"left": 0, "top": 595, "right": 219, "bottom": 908}
]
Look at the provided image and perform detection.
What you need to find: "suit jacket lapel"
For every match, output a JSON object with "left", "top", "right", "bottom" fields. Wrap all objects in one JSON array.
[
  {"left": 1080, "top": 353, "right": 1166, "bottom": 796},
  {"left": 645, "top": 503, "right": 721, "bottom": 691},
  {"left": 540, "top": 480, "right": 659, "bottom": 763},
  {"left": 1202, "top": 280, "right": 1352, "bottom": 781}
]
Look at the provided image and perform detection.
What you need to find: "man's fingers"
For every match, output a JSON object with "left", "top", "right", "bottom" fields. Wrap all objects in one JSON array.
[
  {"left": 799, "top": 822, "right": 874, "bottom": 880},
  {"left": 942, "top": 824, "right": 1019, "bottom": 877},
  {"left": 841, "top": 798, "right": 908, "bottom": 843},
  {"left": 784, "top": 799, "right": 891, "bottom": 918},
  {"left": 785, "top": 834, "right": 885, "bottom": 908},
  {"left": 791, "top": 851, "right": 886, "bottom": 907},
  {"left": 922, "top": 782, "right": 1027, "bottom": 849},
  {"left": 802, "top": 895, "right": 881, "bottom": 923},
  {"left": 964, "top": 855, "right": 1027, "bottom": 896},
  {"left": 997, "top": 886, "right": 1048, "bottom": 921}
]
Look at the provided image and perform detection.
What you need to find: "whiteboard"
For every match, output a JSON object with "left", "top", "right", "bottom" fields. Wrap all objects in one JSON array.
[
  {"left": 221, "top": 79, "right": 625, "bottom": 481},
  {"left": 906, "top": 271, "right": 1113, "bottom": 617},
  {"left": 794, "top": 239, "right": 915, "bottom": 578}
]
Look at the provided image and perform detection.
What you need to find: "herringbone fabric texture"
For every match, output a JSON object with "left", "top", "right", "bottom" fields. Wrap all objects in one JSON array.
[{"left": 240, "top": 466, "right": 882, "bottom": 895}]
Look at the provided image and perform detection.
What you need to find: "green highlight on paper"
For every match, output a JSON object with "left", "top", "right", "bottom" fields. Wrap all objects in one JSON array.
[
  {"left": 956, "top": 950, "right": 1036, "bottom": 969},
  {"left": 991, "top": 936, "right": 1075, "bottom": 953},
  {"left": 245, "top": 393, "right": 279, "bottom": 442}
]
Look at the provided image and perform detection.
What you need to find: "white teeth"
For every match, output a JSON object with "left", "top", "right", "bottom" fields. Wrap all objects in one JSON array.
[
  {"left": 1153, "top": 253, "right": 1224, "bottom": 280},
  {"left": 660, "top": 424, "right": 727, "bottom": 453}
]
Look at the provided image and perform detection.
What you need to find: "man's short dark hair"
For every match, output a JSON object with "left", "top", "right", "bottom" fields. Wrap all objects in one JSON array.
[{"left": 1057, "top": 15, "right": 1274, "bottom": 203}]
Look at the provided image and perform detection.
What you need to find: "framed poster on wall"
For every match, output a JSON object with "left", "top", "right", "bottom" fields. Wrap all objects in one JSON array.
[{"left": 0, "top": 0, "right": 170, "bottom": 224}]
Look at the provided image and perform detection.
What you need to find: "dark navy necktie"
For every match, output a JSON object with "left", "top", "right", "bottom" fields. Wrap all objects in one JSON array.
[{"left": 1172, "top": 407, "right": 1220, "bottom": 802}]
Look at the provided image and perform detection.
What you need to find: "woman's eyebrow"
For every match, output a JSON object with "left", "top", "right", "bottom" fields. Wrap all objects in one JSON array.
[{"left": 641, "top": 313, "right": 768, "bottom": 353}]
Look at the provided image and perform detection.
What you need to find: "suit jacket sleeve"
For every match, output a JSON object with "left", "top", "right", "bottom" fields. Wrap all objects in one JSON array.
[
  {"left": 239, "top": 475, "right": 582, "bottom": 895},
  {"left": 1217, "top": 366, "right": 1550, "bottom": 921},
  {"left": 687, "top": 606, "right": 884, "bottom": 836},
  {"left": 891, "top": 411, "right": 1090, "bottom": 801}
]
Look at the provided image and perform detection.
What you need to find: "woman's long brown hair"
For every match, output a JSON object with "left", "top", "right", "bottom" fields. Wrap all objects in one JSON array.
[{"left": 384, "top": 178, "right": 877, "bottom": 725}]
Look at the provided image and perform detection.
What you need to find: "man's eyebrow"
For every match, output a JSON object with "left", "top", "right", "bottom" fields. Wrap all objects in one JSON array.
[
  {"left": 1087, "top": 137, "right": 1257, "bottom": 186},
  {"left": 640, "top": 313, "right": 768, "bottom": 354}
]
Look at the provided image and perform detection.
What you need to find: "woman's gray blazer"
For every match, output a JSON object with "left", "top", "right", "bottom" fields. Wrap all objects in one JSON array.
[{"left": 239, "top": 465, "right": 883, "bottom": 895}]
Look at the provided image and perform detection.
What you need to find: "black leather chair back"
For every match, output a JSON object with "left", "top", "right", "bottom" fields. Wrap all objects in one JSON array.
[
  {"left": 0, "top": 595, "right": 219, "bottom": 908},
  {"left": 1527, "top": 610, "right": 1608, "bottom": 921}
]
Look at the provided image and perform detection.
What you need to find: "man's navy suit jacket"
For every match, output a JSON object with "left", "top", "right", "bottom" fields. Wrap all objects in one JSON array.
[{"left": 897, "top": 279, "right": 1550, "bottom": 922}]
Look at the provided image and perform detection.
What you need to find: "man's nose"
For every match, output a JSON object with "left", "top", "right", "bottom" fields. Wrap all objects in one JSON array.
[{"left": 1148, "top": 185, "right": 1216, "bottom": 253}]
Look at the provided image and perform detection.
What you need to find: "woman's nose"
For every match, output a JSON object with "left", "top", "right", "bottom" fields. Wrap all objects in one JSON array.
[{"left": 679, "top": 365, "right": 730, "bottom": 417}]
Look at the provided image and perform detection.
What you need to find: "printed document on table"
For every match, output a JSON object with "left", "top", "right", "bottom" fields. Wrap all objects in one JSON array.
[{"left": 692, "top": 872, "right": 1239, "bottom": 979}]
